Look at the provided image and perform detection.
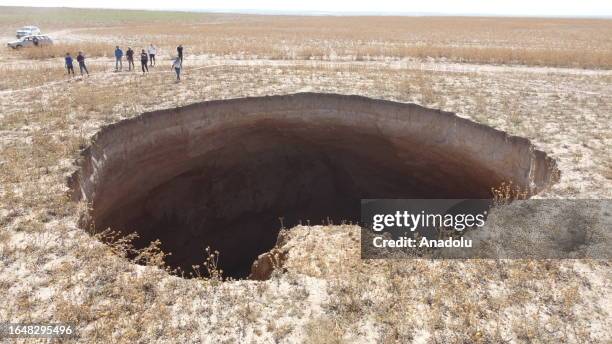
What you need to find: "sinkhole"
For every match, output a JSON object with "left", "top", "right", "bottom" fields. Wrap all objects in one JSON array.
[{"left": 68, "top": 93, "right": 559, "bottom": 279}]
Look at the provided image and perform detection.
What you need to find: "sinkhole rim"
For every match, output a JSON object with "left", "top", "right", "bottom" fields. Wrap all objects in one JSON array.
[{"left": 67, "top": 92, "right": 560, "bottom": 280}]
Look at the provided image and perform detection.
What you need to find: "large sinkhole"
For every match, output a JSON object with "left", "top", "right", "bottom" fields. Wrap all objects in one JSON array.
[{"left": 69, "top": 93, "right": 559, "bottom": 279}]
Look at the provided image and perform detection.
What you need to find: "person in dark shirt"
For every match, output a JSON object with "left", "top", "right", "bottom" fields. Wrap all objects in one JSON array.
[
  {"left": 140, "top": 49, "right": 149, "bottom": 74},
  {"left": 65, "top": 53, "right": 74, "bottom": 76},
  {"left": 126, "top": 47, "right": 135, "bottom": 71},
  {"left": 177, "top": 44, "right": 183, "bottom": 65},
  {"left": 76, "top": 51, "right": 89, "bottom": 76}
]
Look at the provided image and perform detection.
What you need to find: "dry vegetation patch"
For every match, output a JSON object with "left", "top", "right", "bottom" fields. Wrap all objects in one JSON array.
[
  {"left": 2, "top": 9, "right": 612, "bottom": 68},
  {"left": 16, "top": 42, "right": 115, "bottom": 60},
  {"left": 75, "top": 17, "right": 612, "bottom": 68}
]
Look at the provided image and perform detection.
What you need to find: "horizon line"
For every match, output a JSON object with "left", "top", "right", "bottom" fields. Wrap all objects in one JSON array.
[{"left": 1, "top": 5, "right": 611, "bottom": 19}]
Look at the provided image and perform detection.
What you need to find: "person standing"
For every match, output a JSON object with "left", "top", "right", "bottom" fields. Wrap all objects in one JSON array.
[
  {"left": 140, "top": 49, "right": 149, "bottom": 74},
  {"left": 147, "top": 44, "right": 157, "bottom": 67},
  {"left": 171, "top": 56, "right": 181, "bottom": 82},
  {"left": 177, "top": 44, "right": 183, "bottom": 64},
  {"left": 126, "top": 47, "right": 135, "bottom": 71},
  {"left": 76, "top": 51, "right": 89, "bottom": 76},
  {"left": 114, "top": 46, "right": 123, "bottom": 71},
  {"left": 65, "top": 53, "right": 74, "bottom": 76}
]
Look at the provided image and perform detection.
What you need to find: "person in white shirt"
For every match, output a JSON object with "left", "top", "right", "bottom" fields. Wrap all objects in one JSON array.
[
  {"left": 147, "top": 44, "right": 157, "bottom": 67},
  {"left": 171, "top": 56, "right": 182, "bottom": 82}
]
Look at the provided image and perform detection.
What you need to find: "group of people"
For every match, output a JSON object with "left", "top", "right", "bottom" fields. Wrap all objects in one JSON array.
[
  {"left": 64, "top": 51, "right": 89, "bottom": 76},
  {"left": 114, "top": 44, "right": 157, "bottom": 73},
  {"left": 64, "top": 44, "right": 185, "bottom": 81}
]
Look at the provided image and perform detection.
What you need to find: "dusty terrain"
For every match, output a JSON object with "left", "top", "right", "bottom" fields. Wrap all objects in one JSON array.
[{"left": 0, "top": 7, "right": 611, "bottom": 343}]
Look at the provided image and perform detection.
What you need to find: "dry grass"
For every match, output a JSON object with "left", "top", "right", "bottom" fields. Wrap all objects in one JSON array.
[
  {"left": 76, "top": 16, "right": 612, "bottom": 68},
  {"left": 0, "top": 64, "right": 64, "bottom": 90},
  {"left": 17, "top": 42, "right": 115, "bottom": 59},
  {"left": 2, "top": 7, "right": 611, "bottom": 68},
  {"left": 0, "top": 6, "right": 225, "bottom": 30},
  {"left": 284, "top": 225, "right": 610, "bottom": 343}
]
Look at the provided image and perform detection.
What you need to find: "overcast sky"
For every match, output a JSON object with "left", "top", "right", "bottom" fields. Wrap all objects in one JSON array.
[{"left": 1, "top": 0, "right": 611, "bottom": 17}]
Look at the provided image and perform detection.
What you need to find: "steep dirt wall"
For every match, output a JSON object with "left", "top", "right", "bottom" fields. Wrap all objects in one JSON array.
[{"left": 68, "top": 93, "right": 559, "bottom": 277}]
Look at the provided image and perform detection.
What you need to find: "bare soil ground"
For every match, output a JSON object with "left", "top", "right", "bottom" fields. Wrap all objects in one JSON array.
[{"left": 0, "top": 7, "right": 610, "bottom": 343}]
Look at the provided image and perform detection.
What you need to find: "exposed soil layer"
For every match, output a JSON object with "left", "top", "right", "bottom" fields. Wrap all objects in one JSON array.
[{"left": 69, "top": 93, "right": 559, "bottom": 278}]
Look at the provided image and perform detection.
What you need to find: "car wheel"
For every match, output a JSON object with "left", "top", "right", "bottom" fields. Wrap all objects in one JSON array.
[{"left": 15, "top": 45, "right": 22, "bottom": 49}]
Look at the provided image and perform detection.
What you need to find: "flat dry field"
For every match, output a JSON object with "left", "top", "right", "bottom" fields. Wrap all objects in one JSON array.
[{"left": 0, "top": 7, "right": 610, "bottom": 343}]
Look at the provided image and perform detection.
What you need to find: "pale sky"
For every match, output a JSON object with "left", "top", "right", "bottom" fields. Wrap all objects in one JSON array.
[{"left": 0, "top": 0, "right": 611, "bottom": 17}]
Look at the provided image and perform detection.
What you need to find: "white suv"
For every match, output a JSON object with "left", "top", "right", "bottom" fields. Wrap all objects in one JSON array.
[
  {"left": 16, "top": 26, "right": 41, "bottom": 39},
  {"left": 7, "top": 35, "right": 53, "bottom": 49}
]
